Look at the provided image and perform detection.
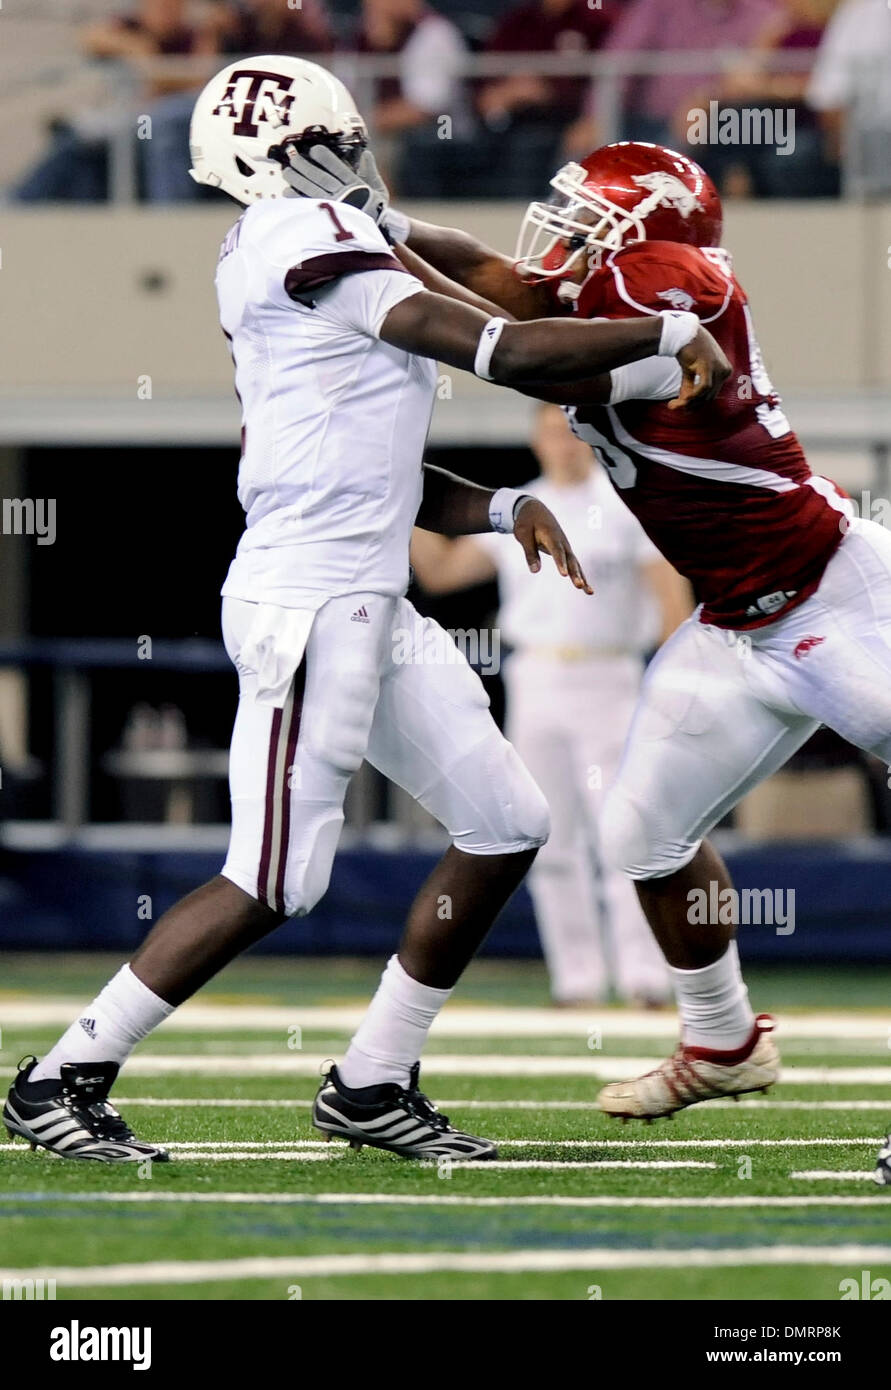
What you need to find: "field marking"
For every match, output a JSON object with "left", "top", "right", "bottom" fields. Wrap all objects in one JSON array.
[
  {"left": 4, "top": 1192, "right": 888, "bottom": 1210},
  {"left": 426, "top": 1160, "right": 719, "bottom": 1171},
  {"left": 791, "top": 1171, "right": 879, "bottom": 1182},
  {"left": 0, "top": 1144, "right": 715, "bottom": 1169},
  {"left": 109, "top": 1097, "right": 891, "bottom": 1113},
  {"left": 4, "top": 1000, "right": 889, "bottom": 1039},
  {"left": 4, "top": 1054, "right": 890, "bottom": 1081},
  {"left": 2, "top": 1137, "right": 877, "bottom": 1153},
  {"left": 156, "top": 1151, "right": 332, "bottom": 1163},
  {"left": 3, "top": 1244, "right": 891, "bottom": 1287}
]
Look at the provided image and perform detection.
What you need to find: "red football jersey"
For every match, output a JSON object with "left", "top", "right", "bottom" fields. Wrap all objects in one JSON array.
[{"left": 566, "top": 241, "right": 848, "bottom": 629}]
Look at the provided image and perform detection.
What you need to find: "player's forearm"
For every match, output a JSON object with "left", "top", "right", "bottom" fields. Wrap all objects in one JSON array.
[
  {"left": 396, "top": 244, "right": 513, "bottom": 319},
  {"left": 491, "top": 315, "right": 663, "bottom": 385},
  {"left": 416, "top": 464, "right": 495, "bottom": 536},
  {"left": 513, "top": 374, "right": 613, "bottom": 405},
  {"left": 405, "top": 219, "right": 501, "bottom": 291},
  {"left": 381, "top": 294, "right": 712, "bottom": 399},
  {"left": 404, "top": 219, "right": 548, "bottom": 320}
]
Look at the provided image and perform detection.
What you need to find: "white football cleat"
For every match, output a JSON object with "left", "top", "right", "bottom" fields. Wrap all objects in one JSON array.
[{"left": 598, "top": 1014, "right": 779, "bottom": 1121}]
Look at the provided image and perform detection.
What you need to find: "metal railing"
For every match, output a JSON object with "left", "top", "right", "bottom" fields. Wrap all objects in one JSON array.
[{"left": 5, "top": 45, "right": 876, "bottom": 202}]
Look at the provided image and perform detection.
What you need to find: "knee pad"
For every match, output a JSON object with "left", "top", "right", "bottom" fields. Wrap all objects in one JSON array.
[
  {"left": 601, "top": 784, "right": 700, "bottom": 881},
  {"left": 281, "top": 808, "right": 343, "bottom": 918},
  {"left": 435, "top": 736, "right": 550, "bottom": 856},
  {"left": 501, "top": 742, "right": 551, "bottom": 851},
  {"left": 303, "top": 669, "right": 379, "bottom": 778}
]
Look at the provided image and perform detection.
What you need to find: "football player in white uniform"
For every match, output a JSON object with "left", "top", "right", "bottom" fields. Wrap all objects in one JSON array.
[{"left": 4, "top": 59, "right": 729, "bottom": 1163}]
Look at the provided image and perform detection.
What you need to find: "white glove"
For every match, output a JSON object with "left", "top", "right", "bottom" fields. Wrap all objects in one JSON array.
[{"left": 282, "top": 144, "right": 408, "bottom": 243}]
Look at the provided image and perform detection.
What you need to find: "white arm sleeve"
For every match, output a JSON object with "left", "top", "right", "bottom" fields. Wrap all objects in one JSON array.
[
  {"left": 314, "top": 267, "right": 426, "bottom": 339},
  {"left": 609, "top": 356, "right": 683, "bottom": 404}
]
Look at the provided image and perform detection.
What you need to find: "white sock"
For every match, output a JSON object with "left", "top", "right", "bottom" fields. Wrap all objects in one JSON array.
[
  {"left": 669, "top": 942, "right": 755, "bottom": 1050},
  {"left": 30, "top": 965, "right": 175, "bottom": 1083},
  {"left": 339, "top": 954, "right": 452, "bottom": 1090}
]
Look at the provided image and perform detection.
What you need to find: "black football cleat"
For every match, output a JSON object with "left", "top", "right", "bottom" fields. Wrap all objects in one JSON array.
[
  {"left": 312, "top": 1061, "right": 498, "bottom": 1160},
  {"left": 3, "top": 1056, "right": 169, "bottom": 1163},
  {"left": 874, "top": 1134, "right": 891, "bottom": 1186}
]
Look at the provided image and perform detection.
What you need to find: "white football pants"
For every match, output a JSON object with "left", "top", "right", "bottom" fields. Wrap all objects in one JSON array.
[
  {"left": 221, "top": 592, "right": 549, "bottom": 916},
  {"left": 602, "top": 517, "right": 891, "bottom": 880}
]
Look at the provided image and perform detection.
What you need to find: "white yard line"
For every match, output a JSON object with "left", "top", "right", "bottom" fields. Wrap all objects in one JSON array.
[
  {"left": 0, "top": 1144, "right": 716, "bottom": 1169},
  {"left": 1, "top": 1137, "right": 876, "bottom": 1153},
  {"left": 2, "top": 1244, "right": 890, "bottom": 1287},
  {"left": 424, "top": 1160, "right": 720, "bottom": 1170},
  {"left": 156, "top": 1151, "right": 332, "bottom": 1162},
  {"left": 790, "top": 1171, "right": 879, "bottom": 1182},
  {"left": 2, "top": 1000, "right": 889, "bottom": 1039},
  {"left": 4, "top": 1054, "right": 890, "bottom": 1080}
]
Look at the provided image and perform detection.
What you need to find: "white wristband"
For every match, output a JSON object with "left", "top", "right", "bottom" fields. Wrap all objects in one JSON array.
[
  {"left": 657, "top": 310, "right": 700, "bottom": 357},
  {"left": 489, "top": 488, "right": 531, "bottom": 534},
  {"left": 381, "top": 207, "right": 411, "bottom": 245},
  {"left": 474, "top": 317, "right": 508, "bottom": 381}
]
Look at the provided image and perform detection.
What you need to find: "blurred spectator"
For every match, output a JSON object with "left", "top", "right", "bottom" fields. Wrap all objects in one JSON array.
[
  {"left": 478, "top": 0, "right": 618, "bottom": 196},
  {"left": 807, "top": 0, "right": 891, "bottom": 195},
  {"left": 570, "top": 0, "right": 779, "bottom": 155},
  {"left": 686, "top": 0, "right": 839, "bottom": 197},
  {"left": 211, "top": 0, "right": 333, "bottom": 57},
  {"left": 14, "top": 0, "right": 214, "bottom": 202},
  {"left": 355, "top": 0, "right": 471, "bottom": 196}
]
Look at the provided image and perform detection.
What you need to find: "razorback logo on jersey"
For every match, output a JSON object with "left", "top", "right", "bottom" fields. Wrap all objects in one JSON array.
[
  {"left": 632, "top": 172, "right": 705, "bottom": 219},
  {"left": 793, "top": 635, "right": 826, "bottom": 660},
  {"left": 577, "top": 241, "right": 733, "bottom": 325},
  {"left": 212, "top": 69, "right": 296, "bottom": 138},
  {"left": 656, "top": 287, "right": 696, "bottom": 311}
]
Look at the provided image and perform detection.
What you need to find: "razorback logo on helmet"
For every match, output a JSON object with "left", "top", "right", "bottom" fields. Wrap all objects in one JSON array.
[
  {"left": 631, "top": 172, "right": 705, "bottom": 219},
  {"left": 212, "top": 69, "right": 296, "bottom": 138}
]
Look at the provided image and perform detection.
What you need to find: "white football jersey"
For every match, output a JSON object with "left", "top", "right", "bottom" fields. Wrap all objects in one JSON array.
[
  {"left": 475, "top": 469, "right": 662, "bottom": 654},
  {"left": 216, "top": 197, "right": 437, "bottom": 609}
]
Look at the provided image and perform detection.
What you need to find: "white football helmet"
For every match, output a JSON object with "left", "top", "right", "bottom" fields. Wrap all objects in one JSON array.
[{"left": 189, "top": 56, "right": 367, "bottom": 205}]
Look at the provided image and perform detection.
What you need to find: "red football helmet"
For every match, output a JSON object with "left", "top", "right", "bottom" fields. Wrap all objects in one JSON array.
[{"left": 515, "top": 142, "right": 723, "bottom": 285}]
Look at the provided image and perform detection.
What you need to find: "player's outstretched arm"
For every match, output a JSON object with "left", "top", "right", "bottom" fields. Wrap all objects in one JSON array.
[
  {"left": 416, "top": 464, "right": 592, "bottom": 591},
  {"left": 379, "top": 291, "right": 729, "bottom": 403},
  {"left": 282, "top": 143, "right": 548, "bottom": 320},
  {"left": 400, "top": 219, "right": 550, "bottom": 322}
]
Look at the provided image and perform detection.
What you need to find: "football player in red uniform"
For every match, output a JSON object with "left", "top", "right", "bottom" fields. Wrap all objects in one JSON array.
[{"left": 286, "top": 141, "right": 891, "bottom": 1173}]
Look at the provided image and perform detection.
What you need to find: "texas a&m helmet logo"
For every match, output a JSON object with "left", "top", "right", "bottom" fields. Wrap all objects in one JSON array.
[
  {"left": 632, "top": 172, "right": 705, "bottom": 219},
  {"left": 212, "top": 69, "right": 296, "bottom": 138}
]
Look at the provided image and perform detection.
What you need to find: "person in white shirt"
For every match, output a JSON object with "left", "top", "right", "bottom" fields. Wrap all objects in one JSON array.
[
  {"left": 4, "top": 58, "right": 728, "bottom": 1165},
  {"left": 807, "top": 0, "right": 891, "bottom": 194},
  {"left": 412, "top": 404, "right": 691, "bottom": 1005}
]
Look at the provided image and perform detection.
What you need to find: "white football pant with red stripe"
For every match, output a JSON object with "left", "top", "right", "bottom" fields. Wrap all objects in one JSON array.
[{"left": 221, "top": 592, "right": 550, "bottom": 916}]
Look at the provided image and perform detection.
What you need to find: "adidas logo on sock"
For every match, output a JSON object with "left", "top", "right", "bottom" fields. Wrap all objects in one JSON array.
[
  {"left": 79, "top": 1017, "right": 98, "bottom": 1039},
  {"left": 350, "top": 605, "right": 370, "bottom": 624}
]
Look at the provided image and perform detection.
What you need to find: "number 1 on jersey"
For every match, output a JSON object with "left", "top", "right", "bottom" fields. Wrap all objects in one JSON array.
[{"left": 320, "top": 202, "right": 354, "bottom": 244}]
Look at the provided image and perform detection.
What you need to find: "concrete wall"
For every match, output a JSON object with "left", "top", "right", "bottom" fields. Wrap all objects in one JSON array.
[{"left": 0, "top": 201, "right": 888, "bottom": 445}]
